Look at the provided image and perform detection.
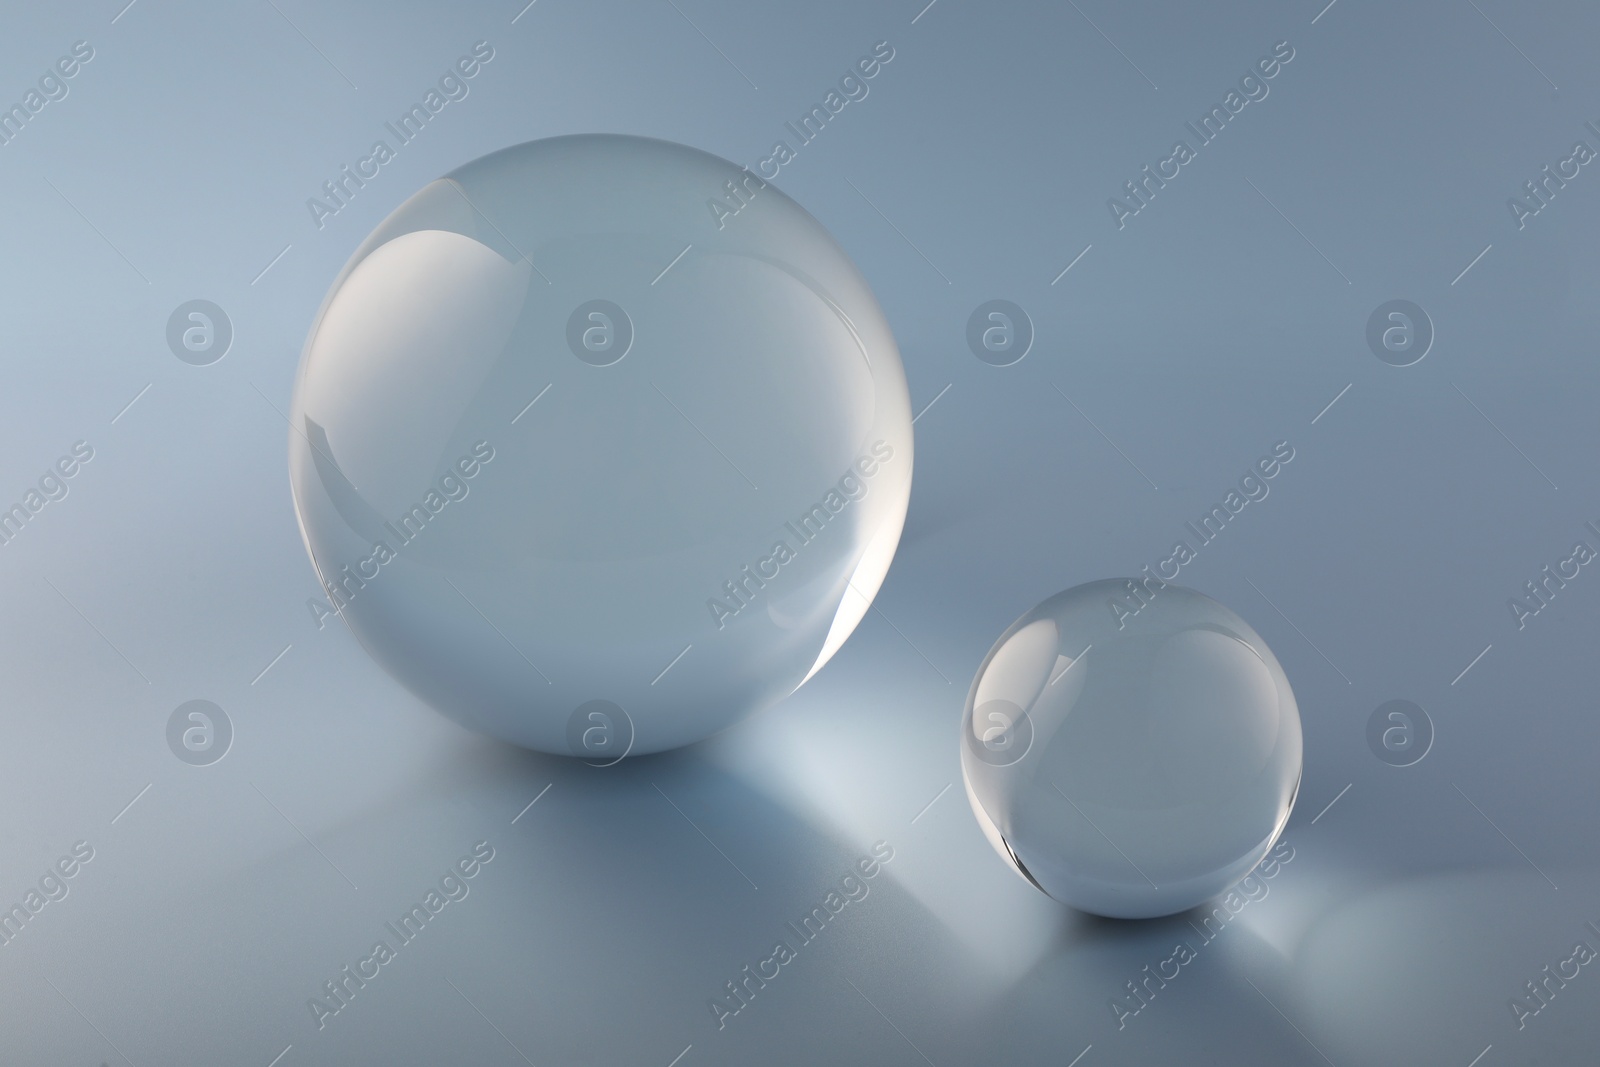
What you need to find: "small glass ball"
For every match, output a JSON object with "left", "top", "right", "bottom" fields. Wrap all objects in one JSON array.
[
  {"left": 960, "top": 580, "right": 1302, "bottom": 918},
  {"left": 289, "top": 135, "right": 912, "bottom": 755}
]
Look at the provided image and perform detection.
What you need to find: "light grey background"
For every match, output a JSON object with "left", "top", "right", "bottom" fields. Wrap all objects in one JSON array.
[{"left": 1, "top": 0, "right": 1597, "bottom": 1064}]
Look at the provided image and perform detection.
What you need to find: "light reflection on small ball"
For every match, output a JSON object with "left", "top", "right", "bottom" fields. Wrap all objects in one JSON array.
[{"left": 960, "top": 580, "right": 1302, "bottom": 919}]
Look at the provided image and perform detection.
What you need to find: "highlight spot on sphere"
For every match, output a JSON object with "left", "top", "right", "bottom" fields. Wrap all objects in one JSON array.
[
  {"left": 289, "top": 135, "right": 913, "bottom": 755},
  {"left": 960, "top": 580, "right": 1302, "bottom": 919}
]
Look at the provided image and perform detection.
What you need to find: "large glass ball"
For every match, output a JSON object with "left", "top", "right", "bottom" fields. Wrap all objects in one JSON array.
[
  {"left": 960, "top": 580, "right": 1301, "bottom": 918},
  {"left": 288, "top": 135, "right": 913, "bottom": 756}
]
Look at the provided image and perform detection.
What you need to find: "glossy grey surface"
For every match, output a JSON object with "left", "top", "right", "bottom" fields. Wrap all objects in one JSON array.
[{"left": 2, "top": 1, "right": 1598, "bottom": 1064}]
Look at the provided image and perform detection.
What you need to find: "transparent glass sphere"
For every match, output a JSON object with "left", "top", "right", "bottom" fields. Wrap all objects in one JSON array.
[
  {"left": 960, "top": 580, "right": 1301, "bottom": 918},
  {"left": 288, "top": 135, "right": 913, "bottom": 755}
]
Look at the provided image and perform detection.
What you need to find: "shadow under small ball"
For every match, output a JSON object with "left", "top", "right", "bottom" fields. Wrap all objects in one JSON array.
[{"left": 960, "top": 580, "right": 1301, "bottom": 919}]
